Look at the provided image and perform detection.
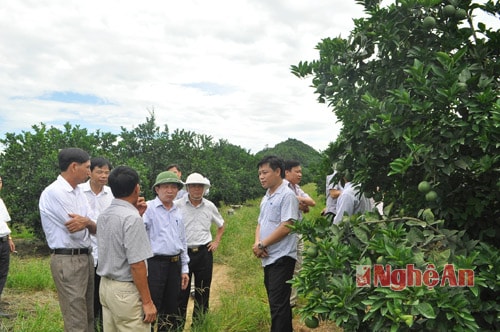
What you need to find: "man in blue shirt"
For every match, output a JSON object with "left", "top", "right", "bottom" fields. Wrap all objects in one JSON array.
[
  {"left": 143, "top": 171, "right": 189, "bottom": 331},
  {"left": 253, "top": 156, "right": 299, "bottom": 332}
]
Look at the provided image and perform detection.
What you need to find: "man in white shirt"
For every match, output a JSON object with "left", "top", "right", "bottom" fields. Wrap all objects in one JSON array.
[
  {"left": 284, "top": 160, "right": 316, "bottom": 308},
  {"left": 176, "top": 172, "right": 225, "bottom": 329},
  {"left": 333, "top": 175, "right": 373, "bottom": 225},
  {"left": 0, "top": 175, "right": 15, "bottom": 319},
  {"left": 39, "top": 148, "right": 97, "bottom": 332},
  {"left": 322, "top": 170, "right": 343, "bottom": 222},
  {"left": 79, "top": 157, "right": 113, "bottom": 331}
]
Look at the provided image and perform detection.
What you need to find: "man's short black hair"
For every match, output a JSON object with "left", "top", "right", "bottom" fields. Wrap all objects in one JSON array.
[
  {"left": 284, "top": 160, "right": 301, "bottom": 171},
  {"left": 90, "top": 157, "right": 113, "bottom": 171},
  {"left": 257, "top": 155, "right": 285, "bottom": 178},
  {"left": 166, "top": 163, "right": 181, "bottom": 172},
  {"left": 58, "top": 148, "right": 90, "bottom": 172},
  {"left": 108, "top": 166, "right": 139, "bottom": 198}
]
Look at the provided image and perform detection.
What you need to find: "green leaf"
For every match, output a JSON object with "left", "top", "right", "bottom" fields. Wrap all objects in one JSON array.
[
  {"left": 415, "top": 302, "right": 436, "bottom": 319},
  {"left": 383, "top": 202, "right": 394, "bottom": 217},
  {"left": 405, "top": 219, "right": 427, "bottom": 227},
  {"left": 353, "top": 227, "right": 369, "bottom": 244}
]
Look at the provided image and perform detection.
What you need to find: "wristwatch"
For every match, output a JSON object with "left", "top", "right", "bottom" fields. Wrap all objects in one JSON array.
[{"left": 258, "top": 241, "right": 266, "bottom": 250}]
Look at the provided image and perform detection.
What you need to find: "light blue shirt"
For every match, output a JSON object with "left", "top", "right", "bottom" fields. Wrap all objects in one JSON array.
[
  {"left": 143, "top": 197, "right": 189, "bottom": 274},
  {"left": 333, "top": 182, "right": 373, "bottom": 224},
  {"left": 258, "top": 181, "right": 299, "bottom": 267},
  {"left": 325, "top": 172, "right": 343, "bottom": 215},
  {"left": 39, "top": 175, "right": 95, "bottom": 249}
]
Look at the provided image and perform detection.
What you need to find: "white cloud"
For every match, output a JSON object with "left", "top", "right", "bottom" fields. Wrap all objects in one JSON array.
[{"left": 0, "top": 0, "right": 364, "bottom": 152}]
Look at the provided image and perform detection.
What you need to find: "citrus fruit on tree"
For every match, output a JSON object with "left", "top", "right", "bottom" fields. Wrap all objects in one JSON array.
[
  {"left": 305, "top": 316, "right": 319, "bottom": 329},
  {"left": 425, "top": 190, "right": 438, "bottom": 202},
  {"left": 423, "top": 16, "right": 436, "bottom": 29},
  {"left": 455, "top": 8, "right": 467, "bottom": 20},
  {"left": 443, "top": 4, "right": 456, "bottom": 17},
  {"left": 418, "top": 181, "right": 431, "bottom": 193},
  {"left": 306, "top": 245, "right": 318, "bottom": 258}
]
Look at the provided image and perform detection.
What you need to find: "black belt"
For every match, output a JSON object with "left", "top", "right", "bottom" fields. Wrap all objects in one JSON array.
[
  {"left": 0, "top": 236, "right": 9, "bottom": 243},
  {"left": 188, "top": 243, "right": 209, "bottom": 253},
  {"left": 152, "top": 254, "right": 180, "bottom": 263},
  {"left": 50, "top": 248, "right": 91, "bottom": 255}
]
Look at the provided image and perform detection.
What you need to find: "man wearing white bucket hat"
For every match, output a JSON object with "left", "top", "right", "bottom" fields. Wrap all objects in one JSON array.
[{"left": 175, "top": 172, "right": 225, "bottom": 329}]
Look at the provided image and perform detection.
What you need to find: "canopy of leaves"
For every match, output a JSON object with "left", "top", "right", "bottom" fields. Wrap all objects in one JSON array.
[
  {"left": 292, "top": 0, "right": 500, "bottom": 330},
  {"left": 292, "top": 0, "right": 500, "bottom": 244}
]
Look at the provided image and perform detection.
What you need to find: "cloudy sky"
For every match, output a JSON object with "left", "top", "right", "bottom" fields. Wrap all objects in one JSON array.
[{"left": 0, "top": 0, "right": 369, "bottom": 153}]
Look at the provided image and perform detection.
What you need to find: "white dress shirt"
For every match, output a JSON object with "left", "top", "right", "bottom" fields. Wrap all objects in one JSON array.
[
  {"left": 39, "top": 175, "right": 95, "bottom": 249},
  {"left": 80, "top": 180, "right": 114, "bottom": 265}
]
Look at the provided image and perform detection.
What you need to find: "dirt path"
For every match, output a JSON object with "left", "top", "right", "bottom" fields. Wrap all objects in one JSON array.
[
  {"left": 187, "top": 264, "right": 340, "bottom": 332},
  {"left": 183, "top": 263, "right": 232, "bottom": 330}
]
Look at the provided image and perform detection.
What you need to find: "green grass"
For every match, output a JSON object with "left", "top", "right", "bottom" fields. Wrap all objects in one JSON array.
[
  {"left": 2, "top": 257, "right": 62, "bottom": 332},
  {"left": 3, "top": 184, "right": 326, "bottom": 332},
  {"left": 6, "top": 257, "right": 55, "bottom": 291}
]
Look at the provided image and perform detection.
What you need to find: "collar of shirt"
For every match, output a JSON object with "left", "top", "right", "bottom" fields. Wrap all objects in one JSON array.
[
  {"left": 266, "top": 180, "right": 289, "bottom": 198},
  {"left": 151, "top": 196, "right": 178, "bottom": 211},
  {"left": 80, "top": 180, "right": 112, "bottom": 196},
  {"left": 177, "top": 195, "right": 206, "bottom": 208},
  {"left": 57, "top": 175, "right": 78, "bottom": 193}
]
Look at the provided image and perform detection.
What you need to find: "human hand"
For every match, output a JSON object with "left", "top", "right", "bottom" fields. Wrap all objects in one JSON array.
[
  {"left": 142, "top": 301, "right": 157, "bottom": 323},
  {"left": 66, "top": 214, "right": 92, "bottom": 233},
  {"left": 9, "top": 238, "right": 15, "bottom": 252},
  {"left": 299, "top": 203, "right": 310, "bottom": 213},
  {"left": 136, "top": 197, "right": 148, "bottom": 216},
  {"left": 181, "top": 273, "right": 190, "bottom": 290},
  {"left": 252, "top": 243, "right": 268, "bottom": 258},
  {"left": 207, "top": 241, "right": 219, "bottom": 252}
]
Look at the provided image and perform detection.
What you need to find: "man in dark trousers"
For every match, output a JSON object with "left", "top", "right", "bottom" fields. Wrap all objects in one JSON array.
[
  {"left": 144, "top": 171, "right": 189, "bottom": 331},
  {"left": 253, "top": 156, "right": 299, "bottom": 332}
]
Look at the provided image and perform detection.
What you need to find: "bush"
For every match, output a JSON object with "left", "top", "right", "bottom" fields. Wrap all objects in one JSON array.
[{"left": 293, "top": 204, "right": 500, "bottom": 331}]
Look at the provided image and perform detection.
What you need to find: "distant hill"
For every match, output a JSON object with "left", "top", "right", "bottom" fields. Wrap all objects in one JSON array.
[{"left": 255, "top": 138, "right": 322, "bottom": 184}]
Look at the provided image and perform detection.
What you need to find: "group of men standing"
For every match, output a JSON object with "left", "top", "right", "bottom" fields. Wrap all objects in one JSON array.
[
  {"left": 38, "top": 148, "right": 225, "bottom": 332},
  {"left": 6, "top": 146, "right": 372, "bottom": 332}
]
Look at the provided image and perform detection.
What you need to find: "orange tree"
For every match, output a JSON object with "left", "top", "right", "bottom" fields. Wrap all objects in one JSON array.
[{"left": 291, "top": 0, "right": 499, "bottom": 330}]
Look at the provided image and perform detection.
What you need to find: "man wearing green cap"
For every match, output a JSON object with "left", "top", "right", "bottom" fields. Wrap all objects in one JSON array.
[{"left": 143, "top": 171, "right": 189, "bottom": 332}]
